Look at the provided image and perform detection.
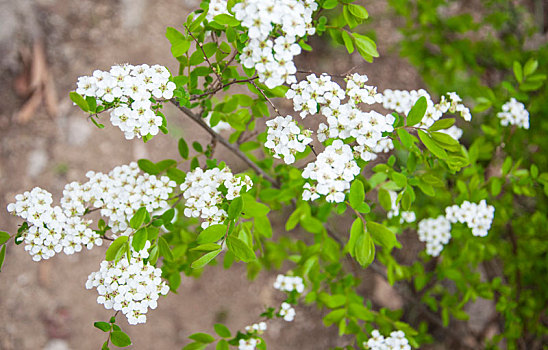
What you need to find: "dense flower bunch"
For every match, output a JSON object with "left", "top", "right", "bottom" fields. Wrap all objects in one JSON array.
[
  {"left": 387, "top": 190, "right": 416, "bottom": 224},
  {"left": 445, "top": 200, "right": 495, "bottom": 237},
  {"left": 265, "top": 115, "right": 312, "bottom": 164},
  {"left": 273, "top": 274, "right": 305, "bottom": 293},
  {"left": 68, "top": 162, "right": 176, "bottom": 236},
  {"left": 7, "top": 188, "right": 103, "bottom": 261},
  {"left": 283, "top": 73, "right": 474, "bottom": 203},
  {"left": 180, "top": 167, "right": 253, "bottom": 228},
  {"left": 302, "top": 140, "right": 360, "bottom": 202},
  {"left": 75, "top": 64, "right": 175, "bottom": 139},
  {"left": 497, "top": 97, "right": 530, "bottom": 129},
  {"left": 278, "top": 302, "right": 296, "bottom": 321},
  {"left": 418, "top": 200, "right": 495, "bottom": 256},
  {"left": 364, "top": 330, "right": 412, "bottom": 350},
  {"left": 234, "top": 0, "right": 317, "bottom": 88},
  {"left": 85, "top": 242, "right": 170, "bottom": 325},
  {"left": 417, "top": 215, "right": 452, "bottom": 257}
]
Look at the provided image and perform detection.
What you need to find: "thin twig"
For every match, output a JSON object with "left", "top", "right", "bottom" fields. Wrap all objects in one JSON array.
[
  {"left": 190, "top": 76, "right": 258, "bottom": 101},
  {"left": 170, "top": 100, "right": 279, "bottom": 187},
  {"left": 250, "top": 80, "right": 283, "bottom": 116}
]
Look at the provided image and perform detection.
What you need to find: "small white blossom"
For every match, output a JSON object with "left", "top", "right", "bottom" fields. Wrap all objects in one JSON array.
[{"left": 497, "top": 97, "right": 529, "bottom": 129}]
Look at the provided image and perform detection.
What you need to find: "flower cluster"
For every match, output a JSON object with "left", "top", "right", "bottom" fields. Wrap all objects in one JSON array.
[
  {"left": 85, "top": 242, "right": 170, "bottom": 325},
  {"left": 234, "top": 0, "right": 317, "bottom": 88},
  {"left": 273, "top": 274, "right": 305, "bottom": 293},
  {"left": 265, "top": 115, "right": 312, "bottom": 164},
  {"left": 75, "top": 64, "right": 175, "bottom": 140},
  {"left": 67, "top": 162, "right": 176, "bottom": 236},
  {"left": 445, "top": 200, "right": 495, "bottom": 237},
  {"left": 239, "top": 338, "right": 259, "bottom": 350},
  {"left": 278, "top": 302, "right": 296, "bottom": 322},
  {"left": 497, "top": 97, "right": 530, "bottom": 129},
  {"left": 302, "top": 140, "right": 360, "bottom": 203},
  {"left": 417, "top": 215, "right": 452, "bottom": 257},
  {"left": 386, "top": 190, "right": 416, "bottom": 224},
  {"left": 205, "top": 0, "right": 227, "bottom": 21},
  {"left": 364, "top": 330, "right": 412, "bottom": 350},
  {"left": 7, "top": 188, "right": 103, "bottom": 261},
  {"left": 180, "top": 167, "right": 253, "bottom": 228},
  {"left": 244, "top": 321, "right": 267, "bottom": 334}
]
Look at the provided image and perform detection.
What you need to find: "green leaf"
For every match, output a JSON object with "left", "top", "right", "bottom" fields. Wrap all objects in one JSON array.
[
  {"left": 346, "top": 218, "right": 363, "bottom": 256},
  {"left": 192, "top": 141, "right": 203, "bottom": 153},
  {"left": 216, "top": 340, "right": 229, "bottom": 350},
  {"left": 513, "top": 61, "right": 523, "bottom": 83},
  {"left": 214, "top": 324, "right": 231, "bottom": 338},
  {"left": 397, "top": 128, "right": 413, "bottom": 148},
  {"left": 429, "top": 118, "right": 455, "bottom": 131},
  {"left": 352, "top": 33, "right": 379, "bottom": 59},
  {"left": 167, "top": 168, "right": 186, "bottom": 184},
  {"left": 0, "top": 231, "right": 10, "bottom": 245},
  {"left": 102, "top": 341, "right": 110, "bottom": 350},
  {"left": 228, "top": 196, "right": 243, "bottom": 220},
  {"left": 191, "top": 249, "right": 221, "bottom": 269},
  {"left": 94, "top": 321, "right": 111, "bottom": 332},
  {"left": 197, "top": 224, "right": 227, "bottom": 244},
  {"left": 166, "top": 27, "right": 190, "bottom": 57},
  {"left": 378, "top": 188, "right": 392, "bottom": 211},
  {"left": 86, "top": 96, "right": 97, "bottom": 112},
  {"left": 349, "top": 179, "right": 365, "bottom": 209},
  {"left": 418, "top": 130, "right": 448, "bottom": 159},
  {"left": 189, "top": 333, "right": 215, "bottom": 343},
  {"left": 69, "top": 91, "right": 89, "bottom": 112},
  {"left": 242, "top": 194, "right": 270, "bottom": 217},
  {"left": 158, "top": 236, "right": 174, "bottom": 261},
  {"left": 0, "top": 245, "right": 6, "bottom": 272},
  {"left": 131, "top": 228, "right": 148, "bottom": 252},
  {"left": 355, "top": 231, "right": 375, "bottom": 268},
  {"left": 182, "top": 343, "right": 207, "bottom": 350},
  {"left": 137, "top": 159, "right": 160, "bottom": 175},
  {"left": 347, "top": 4, "right": 368, "bottom": 19},
  {"left": 105, "top": 236, "right": 129, "bottom": 261},
  {"left": 130, "top": 207, "right": 148, "bottom": 229},
  {"left": 523, "top": 59, "right": 538, "bottom": 76},
  {"left": 341, "top": 31, "right": 354, "bottom": 54},
  {"left": 406, "top": 96, "right": 427, "bottom": 126},
  {"left": 322, "top": 0, "right": 338, "bottom": 9},
  {"left": 213, "top": 14, "right": 240, "bottom": 26},
  {"left": 110, "top": 331, "right": 132, "bottom": 347},
  {"left": 227, "top": 235, "right": 256, "bottom": 262},
  {"left": 366, "top": 222, "right": 398, "bottom": 250}
]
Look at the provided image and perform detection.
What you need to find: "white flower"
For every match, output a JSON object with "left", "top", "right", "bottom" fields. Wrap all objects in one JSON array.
[{"left": 497, "top": 98, "right": 529, "bottom": 129}]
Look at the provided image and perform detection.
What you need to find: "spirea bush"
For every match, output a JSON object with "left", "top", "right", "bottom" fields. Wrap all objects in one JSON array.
[{"left": 1, "top": 0, "right": 547, "bottom": 349}]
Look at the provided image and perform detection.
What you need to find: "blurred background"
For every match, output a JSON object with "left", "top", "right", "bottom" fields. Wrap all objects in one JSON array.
[{"left": 0, "top": 0, "right": 545, "bottom": 349}]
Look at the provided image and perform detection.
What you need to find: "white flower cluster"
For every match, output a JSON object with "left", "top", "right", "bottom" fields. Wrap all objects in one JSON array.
[
  {"left": 67, "top": 162, "right": 176, "bottom": 236},
  {"left": 273, "top": 274, "right": 305, "bottom": 293},
  {"left": 418, "top": 200, "right": 495, "bottom": 256},
  {"left": 278, "top": 302, "right": 296, "bottom": 322},
  {"left": 382, "top": 89, "right": 471, "bottom": 130},
  {"left": 365, "top": 330, "right": 411, "bottom": 350},
  {"left": 239, "top": 338, "right": 260, "bottom": 350},
  {"left": 417, "top": 215, "right": 452, "bottom": 257},
  {"left": 85, "top": 242, "right": 169, "bottom": 325},
  {"left": 265, "top": 115, "right": 312, "bottom": 164},
  {"left": 445, "top": 200, "right": 495, "bottom": 237},
  {"left": 284, "top": 73, "right": 473, "bottom": 203},
  {"left": 497, "top": 97, "right": 529, "bottom": 129},
  {"left": 206, "top": 0, "right": 227, "bottom": 21},
  {"left": 386, "top": 190, "right": 416, "bottom": 224},
  {"left": 302, "top": 140, "right": 360, "bottom": 203},
  {"left": 75, "top": 64, "right": 175, "bottom": 140},
  {"left": 234, "top": 0, "right": 317, "bottom": 88},
  {"left": 7, "top": 188, "right": 103, "bottom": 261},
  {"left": 180, "top": 167, "right": 253, "bottom": 229},
  {"left": 244, "top": 321, "right": 267, "bottom": 334}
]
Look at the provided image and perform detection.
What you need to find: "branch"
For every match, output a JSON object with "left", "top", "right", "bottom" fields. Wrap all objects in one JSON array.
[
  {"left": 190, "top": 76, "right": 258, "bottom": 101},
  {"left": 170, "top": 100, "right": 279, "bottom": 187}
]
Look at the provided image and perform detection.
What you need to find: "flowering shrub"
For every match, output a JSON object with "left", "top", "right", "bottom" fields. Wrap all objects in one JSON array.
[{"left": 1, "top": 0, "right": 547, "bottom": 349}]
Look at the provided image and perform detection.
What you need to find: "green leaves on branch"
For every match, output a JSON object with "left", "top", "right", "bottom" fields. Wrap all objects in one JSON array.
[
  {"left": 197, "top": 224, "right": 226, "bottom": 244},
  {"left": 346, "top": 218, "right": 375, "bottom": 268},
  {"left": 105, "top": 236, "right": 128, "bottom": 261},
  {"left": 191, "top": 249, "right": 221, "bottom": 269},
  {"left": 110, "top": 331, "right": 132, "bottom": 347},
  {"left": 351, "top": 33, "right": 379, "bottom": 62},
  {"left": 349, "top": 180, "right": 370, "bottom": 213},
  {"left": 166, "top": 27, "right": 191, "bottom": 57},
  {"left": 227, "top": 235, "right": 256, "bottom": 262}
]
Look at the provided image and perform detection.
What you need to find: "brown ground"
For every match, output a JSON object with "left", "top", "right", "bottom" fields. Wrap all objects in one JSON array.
[{"left": 0, "top": 1, "right": 436, "bottom": 349}]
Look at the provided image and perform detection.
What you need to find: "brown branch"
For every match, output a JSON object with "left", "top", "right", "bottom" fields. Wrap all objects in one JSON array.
[
  {"left": 184, "top": 24, "right": 223, "bottom": 86},
  {"left": 250, "top": 80, "right": 283, "bottom": 117},
  {"left": 190, "top": 76, "right": 258, "bottom": 101},
  {"left": 170, "top": 100, "right": 279, "bottom": 187}
]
